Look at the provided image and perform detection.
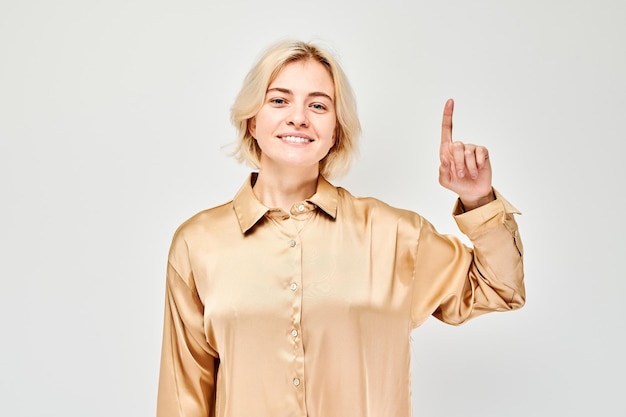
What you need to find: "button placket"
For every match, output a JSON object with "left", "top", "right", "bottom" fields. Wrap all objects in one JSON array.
[
  {"left": 280, "top": 219, "right": 306, "bottom": 409},
  {"left": 292, "top": 242, "right": 306, "bottom": 400},
  {"left": 271, "top": 215, "right": 306, "bottom": 411}
]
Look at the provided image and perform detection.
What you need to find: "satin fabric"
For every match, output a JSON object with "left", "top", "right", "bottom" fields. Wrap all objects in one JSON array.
[{"left": 157, "top": 173, "right": 525, "bottom": 417}]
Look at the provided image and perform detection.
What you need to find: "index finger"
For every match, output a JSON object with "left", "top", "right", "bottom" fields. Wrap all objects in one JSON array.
[{"left": 441, "top": 98, "right": 454, "bottom": 149}]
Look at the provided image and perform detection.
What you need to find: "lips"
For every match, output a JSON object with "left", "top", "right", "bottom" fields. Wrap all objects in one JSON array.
[{"left": 278, "top": 135, "right": 313, "bottom": 144}]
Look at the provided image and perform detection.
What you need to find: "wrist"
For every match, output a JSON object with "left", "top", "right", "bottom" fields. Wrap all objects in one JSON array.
[{"left": 459, "top": 190, "right": 495, "bottom": 211}]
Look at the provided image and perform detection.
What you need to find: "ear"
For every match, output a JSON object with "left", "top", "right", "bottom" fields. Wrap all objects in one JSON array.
[{"left": 248, "top": 118, "right": 256, "bottom": 139}]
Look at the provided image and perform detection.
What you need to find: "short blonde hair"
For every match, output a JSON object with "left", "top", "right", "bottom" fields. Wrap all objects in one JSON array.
[{"left": 230, "top": 40, "right": 361, "bottom": 179}]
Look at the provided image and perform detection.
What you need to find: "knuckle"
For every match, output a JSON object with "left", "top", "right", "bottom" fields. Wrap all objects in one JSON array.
[{"left": 452, "top": 142, "right": 464, "bottom": 151}]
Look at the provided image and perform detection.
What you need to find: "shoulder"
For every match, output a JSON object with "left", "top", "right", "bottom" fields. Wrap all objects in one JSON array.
[
  {"left": 173, "top": 200, "right": 237, "bottom": 242},
  {"left": 336, "top": 186, "right": 423, "bottom": 225}
]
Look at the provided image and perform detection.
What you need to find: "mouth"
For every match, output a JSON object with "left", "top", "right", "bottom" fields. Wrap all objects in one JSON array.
[{"left": 278, "top": 135, "right": 314, "bottom": 144}]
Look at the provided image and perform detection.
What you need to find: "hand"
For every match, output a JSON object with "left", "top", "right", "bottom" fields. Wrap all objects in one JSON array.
[{"left": 439, "top": 99, "right": 494, "bottom": 210}]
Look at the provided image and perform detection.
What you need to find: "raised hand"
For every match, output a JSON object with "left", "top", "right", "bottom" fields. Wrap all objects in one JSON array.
[{"left": 439, "top": 99, "right": 495, "bottom": 210}]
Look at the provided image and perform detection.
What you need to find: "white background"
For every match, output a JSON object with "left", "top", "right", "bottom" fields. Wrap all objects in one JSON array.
[{"left": 1, "top": 1, "right": 625, "bottom": 416}]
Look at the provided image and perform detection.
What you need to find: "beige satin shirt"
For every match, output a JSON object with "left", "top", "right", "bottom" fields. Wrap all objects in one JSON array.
[{"left": 157, "top": 173, "right": 525, "bottom": 417}]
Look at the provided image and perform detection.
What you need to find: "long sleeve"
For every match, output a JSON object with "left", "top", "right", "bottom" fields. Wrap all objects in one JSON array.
[
  {"left": 157, "top": 232, "right": 219, "bottom": 417},
  {"left": 410, "top": 189, "right": 525, "bottom": 327}
]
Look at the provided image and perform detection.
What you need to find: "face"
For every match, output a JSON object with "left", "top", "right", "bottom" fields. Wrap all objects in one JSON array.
[{"left": 249, "top": 59, "right": 336, "bottom": 174}]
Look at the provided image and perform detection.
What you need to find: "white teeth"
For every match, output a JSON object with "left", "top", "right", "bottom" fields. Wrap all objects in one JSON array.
[{"left": 280, "top": 136, "right": 311, "bottom": 143}]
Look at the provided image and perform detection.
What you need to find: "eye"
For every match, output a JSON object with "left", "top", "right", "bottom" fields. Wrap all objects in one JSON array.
[
  {"left": 269, "top": 98, "right": 287, "bottom": 105},
  {"left": 310, "top": 103, "right": 327, "bottom": 111}
]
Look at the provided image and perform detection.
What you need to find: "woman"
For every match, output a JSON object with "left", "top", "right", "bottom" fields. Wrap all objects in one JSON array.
[{"left": 157, "top": 40, "right": 525, "bottom": 417}]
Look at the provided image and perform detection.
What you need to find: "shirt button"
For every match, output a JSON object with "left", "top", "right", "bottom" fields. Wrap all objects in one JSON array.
[
  {"left": 291, "top": 329, "right": 298, "bottom": 337},
  {"left": 289, "top": 283, "right": 298, "bottom": 291},
  {"left": 289, "top": 240, "right": 296, "bottom": 247},
  {"left": 293, "top": 378, "right": 300, "bottom": 386},
  {"left": 297, "top": 204, "right": 305, "bottom": 212}
]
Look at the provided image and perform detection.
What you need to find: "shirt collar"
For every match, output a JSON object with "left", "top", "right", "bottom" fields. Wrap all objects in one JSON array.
[
  {"left": 307, "top": 175, "right": 338, "bottom": 219},
  {"left": 233, "top": 173, "right": 339, "bottom": 234}
]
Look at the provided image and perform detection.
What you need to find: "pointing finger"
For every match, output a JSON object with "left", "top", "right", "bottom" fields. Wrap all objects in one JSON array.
[{"left": 440, "top": 99, "right": 454, "bottom": 162}]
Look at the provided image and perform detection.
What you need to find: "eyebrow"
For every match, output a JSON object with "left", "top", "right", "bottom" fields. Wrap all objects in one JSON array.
[{"left": 266, "top": 87, "right": 334, "bottom": 102}]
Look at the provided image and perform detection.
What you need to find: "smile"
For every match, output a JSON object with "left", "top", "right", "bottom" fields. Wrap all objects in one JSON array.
[{"left": 279, "top": 135, "right": 313, "bottom": 144}]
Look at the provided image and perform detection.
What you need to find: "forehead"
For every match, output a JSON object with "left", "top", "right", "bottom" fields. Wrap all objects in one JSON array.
[{"left": 268, "top": 59, "right": 335, "bottom": 97}]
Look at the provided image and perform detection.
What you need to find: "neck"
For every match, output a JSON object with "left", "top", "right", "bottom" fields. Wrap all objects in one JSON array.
[{"left": 253, "top": 166, "right": 319, "bottom": 213}]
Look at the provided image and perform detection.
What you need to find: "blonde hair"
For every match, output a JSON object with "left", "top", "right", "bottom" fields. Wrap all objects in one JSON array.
[{"left": 230, "top": 40, "right": 361, "bottom": 179}]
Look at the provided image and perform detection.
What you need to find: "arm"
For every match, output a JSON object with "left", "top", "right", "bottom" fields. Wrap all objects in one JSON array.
[
  {"left": 157, "top": 232, "right": 218, "bottom": 417},
  {"left": 410, "top": 100, "right": 525, "bottom": 327},
  {"left": 411, "top": 192, "right": 525, "bottom": 326}
]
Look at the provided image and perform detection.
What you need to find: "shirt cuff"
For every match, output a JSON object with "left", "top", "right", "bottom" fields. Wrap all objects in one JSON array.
[{"left": 452, "top": 189, "right": 521, "bottom": 238}]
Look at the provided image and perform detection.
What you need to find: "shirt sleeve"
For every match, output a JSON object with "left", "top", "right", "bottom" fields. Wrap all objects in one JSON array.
[
  {"left": 410, "top": 189, "right": 525, "bottom": 327},
  {"left": 157, "top": 231, "right": 219, "bottom": 417}
]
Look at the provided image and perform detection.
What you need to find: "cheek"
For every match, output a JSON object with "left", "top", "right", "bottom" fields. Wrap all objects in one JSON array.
[{"left": 330, "top": 121, "right": 338, "bottom": 144}]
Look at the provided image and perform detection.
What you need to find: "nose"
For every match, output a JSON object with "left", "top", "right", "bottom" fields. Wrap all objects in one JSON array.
[{"left": 287, "top": 104, "right": 308, "bottom": 127}]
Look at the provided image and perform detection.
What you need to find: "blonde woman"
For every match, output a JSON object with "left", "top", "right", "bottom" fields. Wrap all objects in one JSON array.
[{"left": 157, "top": 40, "right": 525, "bottom": 417}]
